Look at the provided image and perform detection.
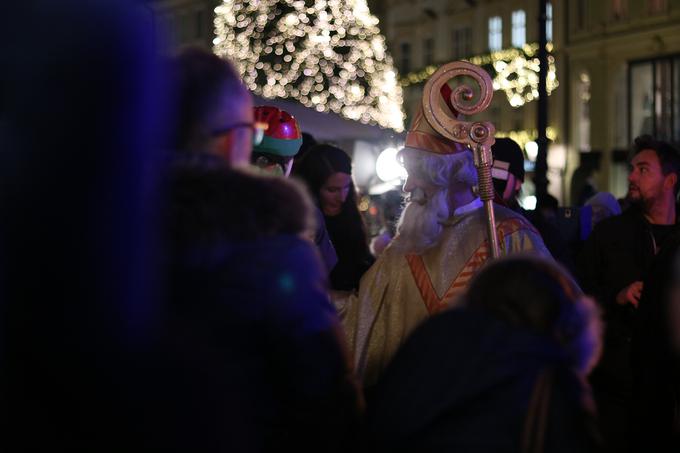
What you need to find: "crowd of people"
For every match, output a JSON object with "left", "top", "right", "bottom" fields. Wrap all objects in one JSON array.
[{"left": 2, "top": 2, "right": 680, "bottom": 452}]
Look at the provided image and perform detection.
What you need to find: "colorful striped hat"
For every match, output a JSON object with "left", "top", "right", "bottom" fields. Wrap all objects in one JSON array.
[{"left": 253, "top": 106, "right": 303, "bottom": 157}]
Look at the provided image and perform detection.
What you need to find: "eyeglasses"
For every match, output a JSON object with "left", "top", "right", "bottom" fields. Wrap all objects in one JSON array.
[{"left": 212, "top": 122, "right": 267, "bottom": 146}]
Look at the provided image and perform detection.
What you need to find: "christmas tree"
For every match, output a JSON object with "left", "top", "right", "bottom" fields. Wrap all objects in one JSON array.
[{"left": 214, "top": 0, "right": 404, "bottom": 131}]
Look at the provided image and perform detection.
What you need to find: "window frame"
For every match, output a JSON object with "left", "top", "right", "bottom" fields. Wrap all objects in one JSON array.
[
  {"left": 628, "top": 54, "right": 680, "bottom": 144},
  {"left": 488, "top": 16, "right": 503, "bottom": 52},
  {"left": 512, "top": 9, "right": 526, "bottom": 48}
]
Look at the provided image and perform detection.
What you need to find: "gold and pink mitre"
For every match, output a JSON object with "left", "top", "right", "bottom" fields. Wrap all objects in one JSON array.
[
  {"left": 402, "top": 60, "right": 496, "bottom": 157},
  {"left": 404, "top": 60, "right": 501, "bottom": 257},
  {"left": 403, "top": 83, "right": 468, "bottom": 155}
]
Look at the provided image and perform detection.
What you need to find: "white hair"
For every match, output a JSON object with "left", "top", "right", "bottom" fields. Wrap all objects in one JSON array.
[
  {"left": 392, "top": 148, "right": 477, "bottom": 253},
  {"left": 411, "top": 147, "right": 478, "bottom": 189}
]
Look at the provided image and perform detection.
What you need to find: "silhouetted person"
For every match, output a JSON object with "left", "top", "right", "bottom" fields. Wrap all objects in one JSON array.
[
  {"left": 571, "top": 157, "right": 599, "bottom": 207},
  {"left": 630, "top": 230, "right": 680, "bottom": 452},
  {"left": 366, "top": 256, "right": 603, "bottom": 452},
  {"left": 578, "top": 135, "right": 680, "bottom": 452},
  {"left": 1, "top": 1, "right": 167, "bottom": 448},
  {"left": 491, "top": 137, "right": 573, "bottom": 271},
  {"left": 165, "top": 48, "right": 361, "bottom": 451}
]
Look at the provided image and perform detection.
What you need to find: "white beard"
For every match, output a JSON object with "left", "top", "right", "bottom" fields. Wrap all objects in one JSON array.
[{"left": 392, "top": 188, "right": 449, "bottom": 254}]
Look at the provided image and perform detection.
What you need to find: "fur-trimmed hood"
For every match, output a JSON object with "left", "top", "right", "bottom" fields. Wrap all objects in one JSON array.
[{"left": 169, "top": 157, "right": 315, "bottom": 248}]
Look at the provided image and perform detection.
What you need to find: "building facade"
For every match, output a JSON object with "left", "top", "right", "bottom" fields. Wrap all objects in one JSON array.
[
  {"left": 147, "top": 0, "right": 219, "bottom": 52},
  {"left": 382, "top": 0, "right": 565, "bottom": 203},
  {"left": 382, "top": 0, "right": 680, "bottom": 203},
  {"left": 565, "top": 0, "right": 680, "bottom": 201},
  {"left": 150, "top": 0, "right": 680, "bottom": 203}
]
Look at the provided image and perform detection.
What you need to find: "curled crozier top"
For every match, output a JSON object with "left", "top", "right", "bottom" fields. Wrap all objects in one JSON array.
[{"left": 421, "top": 61, "right": 496, "bottom": 153}]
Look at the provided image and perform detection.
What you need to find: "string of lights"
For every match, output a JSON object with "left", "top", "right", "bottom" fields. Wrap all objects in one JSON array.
[
  {"left": 400, "top": 43, "right": 559, "bottom": 108},
  {"left": 496, "top": 126, "right": 557, "bottom": 152},
  {"left": 213, "top": 0, "right": 405, "bottom": 131}
]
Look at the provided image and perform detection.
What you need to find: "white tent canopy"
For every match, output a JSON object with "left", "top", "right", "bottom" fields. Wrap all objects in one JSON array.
[{"left": 253, "top": 95, "right": 404, "bottom": 143}]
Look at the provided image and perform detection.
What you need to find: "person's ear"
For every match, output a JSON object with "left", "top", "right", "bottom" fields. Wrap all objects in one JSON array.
[
  {"left": 211, "top": 133, "right": 235, "bottom": 162},
  {"left": 664, "top": 172, "right": 678, "bottom": 193}
]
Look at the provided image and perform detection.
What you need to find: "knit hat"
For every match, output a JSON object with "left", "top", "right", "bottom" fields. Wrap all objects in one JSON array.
[{"left": 491, "top": 138, "right": 525, "bottom": 194}]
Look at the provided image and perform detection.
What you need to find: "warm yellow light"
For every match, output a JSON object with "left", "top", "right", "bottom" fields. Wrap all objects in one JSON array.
[
  {"left": 399, "top": 42, "right": 558, "bottom": 108},
  {"left": 214, "top": 0, "right": 404, "bottom": 131},
  {"left": 496, "top": 127, "right": 558, "bottom": 150}
]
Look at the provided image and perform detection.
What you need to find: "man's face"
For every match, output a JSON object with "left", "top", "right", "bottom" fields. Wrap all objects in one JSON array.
[
  {"left": 627, "top": 149, "right": 667, "bottom": 208},
  {"left": 392, "top": 149, "right": 448, "bottom": 253}
]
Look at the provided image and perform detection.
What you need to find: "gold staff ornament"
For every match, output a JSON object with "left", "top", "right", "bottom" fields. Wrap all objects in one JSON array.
[{"left": 421, "top": 61, "right": 500, "bottom": 258}]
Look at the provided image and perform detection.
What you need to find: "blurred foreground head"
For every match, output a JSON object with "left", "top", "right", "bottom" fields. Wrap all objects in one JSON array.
[
  {"left": 466, "top": 256, "right": 602, "bottom": 375},
  {"left": 169, "top": 47, "right": 253, "bottom": 167},
  {"left": 366, "top": 256, "right": 602, "bottom": 452},
  {"left": 1, "top": 0, "right": 168, "bottom": 448}
]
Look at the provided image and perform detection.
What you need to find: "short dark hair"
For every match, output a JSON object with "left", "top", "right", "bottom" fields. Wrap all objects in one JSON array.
[
  {"left": 632, "top": 135, "right": 680, "bottom": 195},
  {"left": 168, "top": 47, "right": 248, "bottom": 152}
]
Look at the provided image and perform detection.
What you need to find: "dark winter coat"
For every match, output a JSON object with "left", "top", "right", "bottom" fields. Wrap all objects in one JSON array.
[
  {"left": 577, "top": 206, "right": 680, "bottom": 452},
  {"left": 324, "top": 209, "right": 375, "bottom": 292},
  {"left": 577, "top": 207, "right": 663, "bottom": 345},
  {"left": 313, "top": 205, "right": 339, "bottom": 275},
  {"left": 165, "top": 162, "right": 361, "bottom": 451},
  {"left": 630, "top": 230, "right": 680, "bottom": 452},
  {"left": 365, "top": 309, "right": 600, "bottom": 453}
]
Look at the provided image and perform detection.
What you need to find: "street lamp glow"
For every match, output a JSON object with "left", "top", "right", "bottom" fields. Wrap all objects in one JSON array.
[
  {"left": 521, "top": 195, "right": 537, "bottom": 210},
  {"left": 525, "top": 140, "right": 538, "bottom": 161},
  {"left": 375, "top": 147, "right": 406, "bottom": 182}
]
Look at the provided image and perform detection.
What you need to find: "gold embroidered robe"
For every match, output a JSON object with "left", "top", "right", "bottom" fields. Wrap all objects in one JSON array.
[{"left": 337, "top": 203, "right": 551, "bottom": 386}]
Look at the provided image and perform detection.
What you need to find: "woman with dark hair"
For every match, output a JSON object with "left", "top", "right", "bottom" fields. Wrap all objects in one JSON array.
[
  {"left": 365, "top": 256, "right": 603, "bottom": 453},
  {"left": 293, "top": 144, "right": 374, "bottom": 292}
]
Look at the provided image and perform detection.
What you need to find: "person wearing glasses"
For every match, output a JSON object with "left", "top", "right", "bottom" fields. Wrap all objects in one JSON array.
[{"left": 166, "top": 47, "right": 361, "bottom": 451}]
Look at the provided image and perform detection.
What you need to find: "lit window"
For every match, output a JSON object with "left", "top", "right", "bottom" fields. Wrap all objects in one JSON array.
[
  {"left": 629, "top": 56, "right": 680, "bottom": 143},
  {"left": 488, "top": 16, "right": 502, "bottom": 51},
  {"left": 546, "top": 2, "right": 553, "bottom": 41},
  {"left": 512, "top": 10, "right": 526, "bottom": 47}
]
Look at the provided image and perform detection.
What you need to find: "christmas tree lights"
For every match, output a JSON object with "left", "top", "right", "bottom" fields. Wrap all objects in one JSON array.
[
  {"left": 496, "top": 126, "right": 557, "bottom": 151},
  {"left": 214, "top": 0, "right": 405, "bottom": 131},
  {"left": 400, "top": 43, "right": 559, "bottom": 108}
]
